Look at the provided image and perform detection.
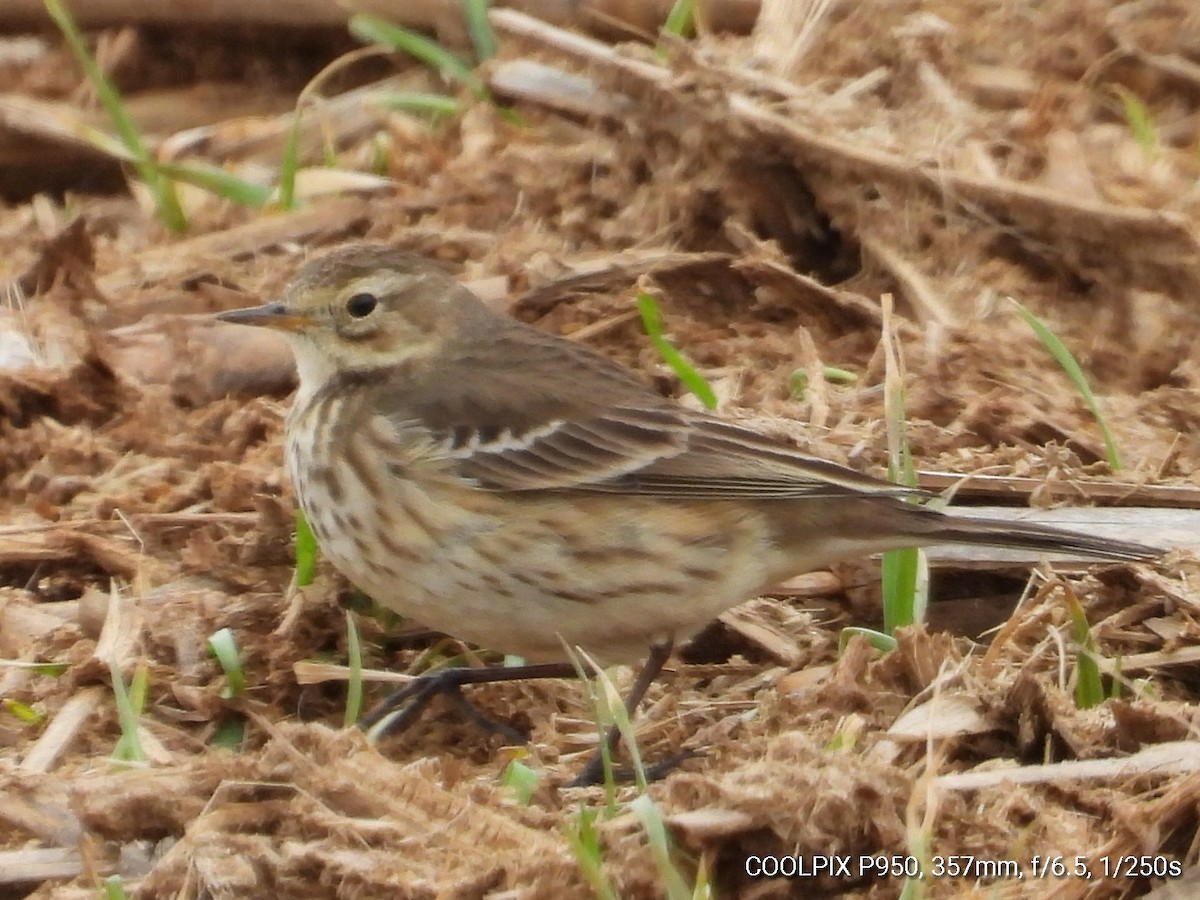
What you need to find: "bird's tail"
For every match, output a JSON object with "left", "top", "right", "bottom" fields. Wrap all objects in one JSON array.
[{"left": 892, "top": 502, "right": 1158, "bottom": 562}]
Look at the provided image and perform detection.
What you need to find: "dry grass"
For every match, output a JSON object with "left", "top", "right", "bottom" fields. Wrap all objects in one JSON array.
[{"left": 2, "top": 1, "right": 1199, "bottom": 897}]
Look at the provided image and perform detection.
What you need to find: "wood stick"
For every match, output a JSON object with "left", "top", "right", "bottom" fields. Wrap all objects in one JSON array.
[{"left": 917, "top": 471, "right": 1200, "bottom": 509}]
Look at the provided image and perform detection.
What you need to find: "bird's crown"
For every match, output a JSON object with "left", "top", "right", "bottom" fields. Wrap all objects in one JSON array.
[
  {"left": 216, "top": 245, "right": 496, "bottom": 382},
  {"left": 283, "top": 246, "right": 470, "bottom": 341}
]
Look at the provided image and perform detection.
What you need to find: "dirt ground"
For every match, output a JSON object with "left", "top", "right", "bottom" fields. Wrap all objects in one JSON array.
[{"left": 2, "top": 1, "right": 1200, "bottom": 898}]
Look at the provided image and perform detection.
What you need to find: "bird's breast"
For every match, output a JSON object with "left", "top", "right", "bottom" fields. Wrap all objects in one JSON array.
[{"left": 287, "top": 395, "right": 471, "bottom": 549}]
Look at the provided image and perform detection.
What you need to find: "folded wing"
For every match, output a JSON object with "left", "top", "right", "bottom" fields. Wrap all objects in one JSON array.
[{"left": 371, "top": 322, "right": 918, "bottom": 500}]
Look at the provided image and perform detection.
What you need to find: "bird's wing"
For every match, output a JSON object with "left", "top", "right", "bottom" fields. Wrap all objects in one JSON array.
[
  {"left": 619, "top": 414, "right": 922, "bottom": 498},
  {"left": 431, "top": 402, "right": 697, "bottom": 491},
  {"left": 376, "top": 325, "right": 919, "bottom": 499}
]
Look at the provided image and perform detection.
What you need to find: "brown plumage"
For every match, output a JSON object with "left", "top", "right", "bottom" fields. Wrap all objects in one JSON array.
[{"left": 216, "top": 244, "right": 1157, "bottom": 666}]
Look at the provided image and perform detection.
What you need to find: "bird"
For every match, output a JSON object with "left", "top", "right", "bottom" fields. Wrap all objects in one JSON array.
[{"left": 215, "top": 243, "right": 1158, "bottom": 777}]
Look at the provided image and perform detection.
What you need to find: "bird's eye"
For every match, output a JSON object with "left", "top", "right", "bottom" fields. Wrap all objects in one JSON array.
[{"left": 345, "top": 292, "right": 378, "bottom": 318}]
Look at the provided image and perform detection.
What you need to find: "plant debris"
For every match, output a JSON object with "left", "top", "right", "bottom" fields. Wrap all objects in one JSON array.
[{"left": 2, "top": 2, "right": 1199, "bottom": 897}]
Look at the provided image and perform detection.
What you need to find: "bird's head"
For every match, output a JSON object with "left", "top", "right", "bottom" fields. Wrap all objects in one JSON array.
[{"left": 216, "top": 245, "right": 484, "bottom": 391}]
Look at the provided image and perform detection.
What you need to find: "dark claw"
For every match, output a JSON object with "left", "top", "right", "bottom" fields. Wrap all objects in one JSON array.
[
  {"left": 359, "top": 668, "right": 528, "bottom": 744},
  {"left": 359, "top": 662, "right": 577, "bottom": 740},
  {"left": 570, "top": 748, "right": 703, "bottom": 787},
  {"left": 443, "top": 683, "right": 530, "bottom": 745}
]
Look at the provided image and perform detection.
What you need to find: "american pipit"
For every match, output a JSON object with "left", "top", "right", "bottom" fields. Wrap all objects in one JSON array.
[{"left": 217, "top": 244, "right": 1156, "bottom": 774}]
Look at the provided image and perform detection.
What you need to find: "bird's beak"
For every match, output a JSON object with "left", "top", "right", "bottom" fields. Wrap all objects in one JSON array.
[{"left": 214, "top": 301, "right": 313, "bottom": 332}]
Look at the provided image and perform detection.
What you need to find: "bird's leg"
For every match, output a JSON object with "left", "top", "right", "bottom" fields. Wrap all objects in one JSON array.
[
  {"left": 359, "top": 642, "right": 693, "bottom": 785},
  {"left": 360, "top": 661, "right": 577, "bottom": 741},
  {"left": 441, "top": 683, "right": 529, "bottom": 746},
  {"left": 571, "top": 641, "right": 694, "bottom": 787}
]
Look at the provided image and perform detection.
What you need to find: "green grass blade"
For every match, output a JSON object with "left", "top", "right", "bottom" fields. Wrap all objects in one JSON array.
[
  {"left": 277, "top": 111, "right": 304, "bottom": 211},
  {"left": 207, "top": 627, "right": 246, "bottom": 699},
  {"left": 1108, "top": 656, "right": 1124, "bottom": 700},
  {"left": 1111, "top": 86, "right": 1157, "bottom": 158},
  {"left": 564, "top": 805, "right": 619, "bottom": 900},
  {"left": 349, "top": 14, "right": 486, "bottom": 98},
  {"left": 564, "top": 646, "right": 619, "bottom": 809},
  {"left": 375, "top": 91, "right": 462, "bottom": 120},
  {"left": 109, "top": 660, "right": 146, "bottom": 763},
  {"left": 636, "top": 293, "right": 717, "bottom": 410},
  {"left": 691, "top": 854, "right": 713, "bottom": 900},
  {"left": 1066, "top": 593, "right": 1105, "bottom": 709},
  {"left": 210, "top": 718, "right": 245, "bottom": 748},
  {"left": 369, "top": 132, "right": 391, "bottom": 175},
  {"left": 899, "top": 825, "right": 930, "bottom": 900},
  {"left": 44, "top": 0, "right": 185, "bottom": 232},
  {"left": 0, "top": 660, "right": 69, "bottom": 676},
  {"left": 823, "top": 720, "right": 860, "bottom": 752},
  {"left": 631, "top": 794, "right": 692, "bottom": 900},
  {"left": 881, "top": 546, "right": 922, "bottom": 632},
  {"left": 789, "top": 365, "right": 858, "bottom": 399},
  {"left": 823, "top": 365, "right": 859, "bottom": 385},
  {"left": 570, "top": 645, "right": 650, "bottom": 795},
  {"left": 3, "top": 698, "right": 45, "bottom": 726},
  {"left": 156, "top": 161, "right": 274, "bottom": 208},
  {"left": 595, "top": 665, "right": 647, "bottom": 794},
  {"left": 885, "top": 402, "right": 917, "bottom": 490},
  {"left": 1012, "top": 299, "right": 1122, "bottom": 471},
  {"left": 294, "top": 507, "right": 319, "bottom": 587},
  {"left": 462, "top": 0, "right": 498, "bottom": 60},
  {"left": 53, "top": 118, "right": 270, "bottom": 209},
  {"left": 838, "top": 626, "right": 898, "bottom": 654},
  {"left": 663, "top": 0, "right": 695, "bottom": 38},
  {"left": 127, "top": 661, "right": 150, "bottom": 713},
  {"left": 500, "top": 758, "right": 539, "bottom": 805},
  {"left": 879, "top": 300, "right": 926, "bottom": 632}
]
